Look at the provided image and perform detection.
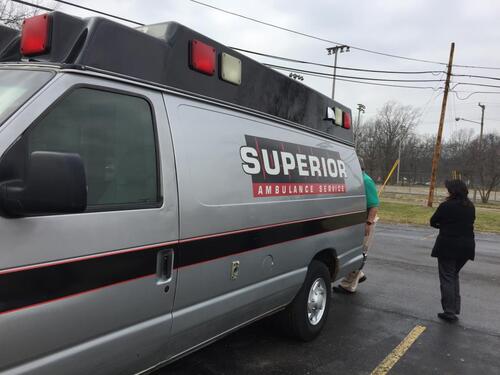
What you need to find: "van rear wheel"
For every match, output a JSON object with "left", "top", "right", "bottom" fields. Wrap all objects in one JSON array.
[{"left": 282, "top": 260, "right": 331, "bottom": 341}]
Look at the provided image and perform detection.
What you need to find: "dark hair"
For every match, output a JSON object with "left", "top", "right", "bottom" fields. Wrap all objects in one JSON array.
[{"left": 445, "top": 179, "right": 473, "bottom": 206}]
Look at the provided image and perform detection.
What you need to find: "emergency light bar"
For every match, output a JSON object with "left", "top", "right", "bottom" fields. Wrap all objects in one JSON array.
[
  {"left": 20, "top": 14, "right": 52, "bottom": 56},
  {"left": 325, "top": 106, "right": 351, "bottom": 129},
  {"left": 189, "top": 41, "right": 242, "bottom": 85},
  {"left": 4, "top": 11, "right": 354, "bottom": 144}
]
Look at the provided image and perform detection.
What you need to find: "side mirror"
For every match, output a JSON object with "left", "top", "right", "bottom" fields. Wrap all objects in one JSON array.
[{"left": 0, "top": 151, "right": 87, "bottom": 217}]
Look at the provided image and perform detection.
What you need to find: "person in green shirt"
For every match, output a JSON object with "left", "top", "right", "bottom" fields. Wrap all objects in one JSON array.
[{"left": 337, "top": 157, "right": 379, "bottom": 293}]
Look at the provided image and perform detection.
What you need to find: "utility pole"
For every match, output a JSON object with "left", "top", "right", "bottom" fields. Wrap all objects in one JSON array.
[
  {"left": 326, "top": 45, "right": 349, "bottom": 101},
  {"left": 427, "top": 42, "right": 455, "bottom": 207},
  {"left": 477, "top": 102, "right": 485, "bottom": 202}
]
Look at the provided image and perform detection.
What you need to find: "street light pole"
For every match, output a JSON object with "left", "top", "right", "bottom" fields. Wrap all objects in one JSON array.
[
  {"left": 478, "top": 102, "right": 485, "bottom": 152},
  {"left": 326, "top": 45, "right": 349, "bottom": 101},
  {"left": 354, "top": 103, "right": 366, "bottom": 149},
  {"left": 455, "top": 103, "right": 485, "bottom": 202},
  {"left": 332, "top": 49, "right": 338, "bottom": 101},
  {"left": 356, "top": 104, "right": 366, "bottom": 128},
  {"left": 478, "top": 102, "right": 485, "bottom": 202}
]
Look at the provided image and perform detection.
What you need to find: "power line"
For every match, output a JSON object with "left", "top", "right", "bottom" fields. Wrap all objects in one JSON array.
[
  {"left": 10, "top": 0, "right": 145, "bottom": 26},
  {"left": 453, "top": 82, "right": 500, "bottom": 90},
  {"left": 453, "top": 73, "right": 500, "bottom": 81},
  {"left": 51, "top": 0, "right": 144, "bottom": 26},
  {"left": 264, "top": 63, "right": 445, "bottom": 83},
  {"left": 191, "top": 0, "right": 500, "bottom": 71},
  {"left": 453, "top": 63, "right": 500, "bottom": 71},
  {"left": 451, "top": 90, "right": 500, "bottom": 100},
  {"left": 9, "top": 0, "right": 435, "bottom": 91},
  {"left": 10, "top": 0, "right": 53, "bottom": 12},
  {"left": 191, "top": 0, "right": 448, "bottom": 66},
  {"left": 267, "top": 64, "right": 441, "bottom": 90},
  {"left": 231, "top": 47, "right": 445, "bottom": 75},
  {"left": 420, "top": 91, "right": 443, "bottom": 119},
  {"left": 13, "top": 0, "right": 500, "bottom": 74}
]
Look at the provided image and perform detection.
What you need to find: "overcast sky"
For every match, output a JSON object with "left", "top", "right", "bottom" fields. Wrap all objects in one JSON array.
[{"left": 51, "top": 0, "right": 500, "bottom": 139}]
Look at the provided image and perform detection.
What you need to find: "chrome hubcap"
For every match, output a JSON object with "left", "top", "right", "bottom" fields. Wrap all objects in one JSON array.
[{"left": 307, "top": 277, "right": 327, "bottom": 325}]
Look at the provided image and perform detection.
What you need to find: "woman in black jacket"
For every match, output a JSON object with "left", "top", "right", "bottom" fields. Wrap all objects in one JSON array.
[{"left": 430, "top": 179, "right": 475, "bottom": 322}]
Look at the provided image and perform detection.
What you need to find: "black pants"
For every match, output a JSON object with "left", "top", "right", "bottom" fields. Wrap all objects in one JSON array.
[{"left": 438, "top": 257, "right": 468, "bottom": 314}]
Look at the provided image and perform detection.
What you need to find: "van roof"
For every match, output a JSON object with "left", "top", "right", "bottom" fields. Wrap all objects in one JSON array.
[{"left": 0, "top": 12, "right": 353, "bottom": 145}]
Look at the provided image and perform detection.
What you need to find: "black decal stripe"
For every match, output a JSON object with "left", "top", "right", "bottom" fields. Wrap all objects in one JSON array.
[
  {"left": 0, "top": 246, "right": 169, "bottom": 315},
  {"left": 0, "top": 211, "right": 364, "bottom": 315},
  {"left": 175, "top": 211, "right": 366, "bottom": 268}
]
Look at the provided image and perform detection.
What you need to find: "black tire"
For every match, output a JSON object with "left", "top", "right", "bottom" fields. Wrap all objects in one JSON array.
[{"left": 281, "top": 260, "right": 331, "bottom": 341}]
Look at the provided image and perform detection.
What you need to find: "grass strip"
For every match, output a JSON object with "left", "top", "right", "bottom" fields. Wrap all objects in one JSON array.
[{"left": 379, "top": 201, "right": 500, "bottom": 233}]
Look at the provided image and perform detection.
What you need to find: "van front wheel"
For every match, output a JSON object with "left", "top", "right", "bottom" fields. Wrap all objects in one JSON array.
[{"left": 283, "top": 260, "right": 331, "bottom": 341}]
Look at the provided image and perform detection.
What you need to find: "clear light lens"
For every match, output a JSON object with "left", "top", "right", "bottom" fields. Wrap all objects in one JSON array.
[
  {"left": 325, "top": 107, "right": 335, "bottom": 121},
  {"left": 220, "top": 52, "right": 241, "bottom": 85},
  {"left": 335, "top": 107, "right": 343, "bottom": 126}
]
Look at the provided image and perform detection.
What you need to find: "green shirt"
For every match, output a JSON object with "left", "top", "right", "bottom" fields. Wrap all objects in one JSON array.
[{"left": 363, "top": 172, "right": 379, "bottom": 209}]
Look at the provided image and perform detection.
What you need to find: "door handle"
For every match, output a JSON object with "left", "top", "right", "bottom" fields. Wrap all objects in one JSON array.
[{"left": 156, "top": 249, "right": 174, "bottom": 285}]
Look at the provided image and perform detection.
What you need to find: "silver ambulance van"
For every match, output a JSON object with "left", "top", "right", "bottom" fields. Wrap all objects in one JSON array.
[{"left": 0, "top": 12, "right": 366, "bottom": 375}]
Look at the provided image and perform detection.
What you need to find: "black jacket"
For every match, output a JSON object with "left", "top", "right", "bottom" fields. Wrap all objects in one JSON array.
[{"left": 430, "top": 198, "right": 476, "bottom": 260}]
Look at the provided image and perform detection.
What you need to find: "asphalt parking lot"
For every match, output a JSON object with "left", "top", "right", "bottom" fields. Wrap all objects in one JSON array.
[{"left": 155, "top": 224, "right": 500, "bottom": 375}]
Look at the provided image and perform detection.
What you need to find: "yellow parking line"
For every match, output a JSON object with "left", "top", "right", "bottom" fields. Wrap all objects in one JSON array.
[{"left": 371, "top": 325, "right": 427, "bottom": 375}]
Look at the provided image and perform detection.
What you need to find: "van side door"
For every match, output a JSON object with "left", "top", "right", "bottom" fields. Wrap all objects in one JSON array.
[{"left": 0, "top": 72, "right": 178, "bottom": 375}]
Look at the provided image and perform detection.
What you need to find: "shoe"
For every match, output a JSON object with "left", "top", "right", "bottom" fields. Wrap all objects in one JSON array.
[
  {"left": 437, "top": 312, "right": 458, "bottom": 322},
  {"left": 359, "top": 275, "right": 367, "bottom": 283},
  {"left": 333, "top": 285, "right": 355, "bottom": 294},
  {"left": 343, "top": 271, "right": 358, "bottom": 284}
]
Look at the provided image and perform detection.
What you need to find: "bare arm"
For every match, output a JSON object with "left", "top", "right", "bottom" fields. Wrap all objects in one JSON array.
[
  {"left": 366, "top": 207, "right": 378, "bottom": 236},
  {"left": 367, "top": 207, "right": 378, "bottom": 223}
]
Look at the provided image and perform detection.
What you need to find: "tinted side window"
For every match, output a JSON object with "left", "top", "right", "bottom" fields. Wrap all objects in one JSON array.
[{"left": 28, "top": 88, "right": 159, "bottom": 208}]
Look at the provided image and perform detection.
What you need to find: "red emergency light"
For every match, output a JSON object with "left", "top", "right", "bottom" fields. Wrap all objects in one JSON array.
[
  {"left": 20, "top": 14, "right": 52, "bottom": 56},
  {"left": 190, "top": 39, "right": 216, "bottom": 75},
  {"left": 343, "top": 112, "right": 351, "bottom": 129}
]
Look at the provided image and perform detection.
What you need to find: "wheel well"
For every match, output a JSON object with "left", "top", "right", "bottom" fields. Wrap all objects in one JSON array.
[{"left": 312, "top": 249, "right": 338, "bottom": 281}]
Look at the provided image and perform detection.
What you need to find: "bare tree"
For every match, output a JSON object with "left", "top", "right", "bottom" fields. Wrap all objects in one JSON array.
[
  {"left": 354, "top": 100, "right": 499, "bottom": 202},
  {"left": 356, "top": 101, "right": 420, "bottom": 182},
  {"left": 441, "top": 128, "right": 475, "bottom": 183},
  {"left": 0, "top": 0, "right": 53, "bottom": 29},
  {"left": 355, "top": 119, "right": 381, "bottom": 179},
  {"left": 475, "top": 133, "right": 500, "bottom": 203}
]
